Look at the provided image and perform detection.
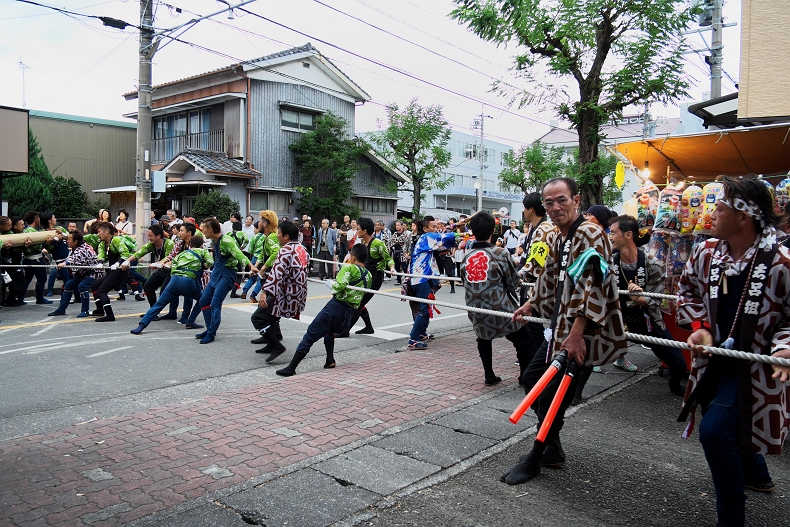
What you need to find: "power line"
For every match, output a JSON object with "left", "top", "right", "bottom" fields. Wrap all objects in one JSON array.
[
  {"left": 348, "top": 0, "right": 510, "bottom": 70},
  {"left": 14, "top": 0, "right": 137, "bottom": 30},
  {"left": 236, "top": 6, "right": 552, "bottom": 127},
  {"left": 310, "top": 0, "right": 530, "bottom": 98}
]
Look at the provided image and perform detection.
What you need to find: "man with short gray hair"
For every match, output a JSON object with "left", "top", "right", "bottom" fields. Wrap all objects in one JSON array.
[{"left": 314, "top": 219, "right": 337, "bottom": 280}]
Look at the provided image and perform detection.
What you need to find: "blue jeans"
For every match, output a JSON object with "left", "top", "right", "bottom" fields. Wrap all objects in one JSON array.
[
  {"left": 196, "top": 266, "right": 235, "bottom": 337},
  {"left": 57, "top": 275, "right": 95, "bottom": 314},
  {"left": 295, "top": 297, "right": 354, "bottom": 357},
  {"left": 699, "top": 372, "right": 771, "bottom": 527},
  {"left": 242, "top": 257, "right": 259, "bottom": 294},
  {"left": 141, "top": 276, "right": 201, "bottom": 326},
  {"left": 47, "top": 266, "right": 70, "bottom": 293},
  {"left": 408, "top": 281, "right": 432, "bottom": 341}
]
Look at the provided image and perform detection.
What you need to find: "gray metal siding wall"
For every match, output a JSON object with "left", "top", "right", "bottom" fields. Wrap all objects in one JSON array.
[
  {"left": 352, "top": 159, "right": 398, "bottom": 198},
  {"left": 29, "top": 116, "right": 136, "bottom": 192},
  {"left": 248, "top": 80, "right": 356, "bottom": 189}
]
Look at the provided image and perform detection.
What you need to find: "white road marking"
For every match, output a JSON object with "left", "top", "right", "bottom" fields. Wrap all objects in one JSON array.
[
  {"left": 0, "top": 331, "right": 133, "bottom": 351},
  {"left": 1, "top": 342, "right": 66, "bottom": 354},
  {"left": 31, "top": 323, "right": 59, "bottom": 337},
  {"left": 24, "top": 338, "right": 123, "bottom": 355},
  {"left": 87, "top": 346, "right": 133, "bottom": 358},
  {"left": 227, "top": 304, "right": 258, "bottom": 314}
]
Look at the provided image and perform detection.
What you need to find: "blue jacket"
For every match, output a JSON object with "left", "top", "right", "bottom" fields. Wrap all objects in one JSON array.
[{"left": 315, "top": 227, "right": 338, "bottom": 256}]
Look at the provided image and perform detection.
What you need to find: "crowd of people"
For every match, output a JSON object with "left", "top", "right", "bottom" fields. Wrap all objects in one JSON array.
[{"left": 2, "top": 174, "right": 790, "bottom": 526}]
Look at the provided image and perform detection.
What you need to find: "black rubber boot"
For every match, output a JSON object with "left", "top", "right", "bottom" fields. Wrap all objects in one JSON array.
[
  {"left": 91, "top": 299, "right": 104, "bottom": 317},
  {"left": 477, "top": 338, "right": 501, "bottom": 386},
  {"left": 355, "top": 308, "right": 374, "bottom": 335},
  {"left": 540, "top": 436, "right": 566, "bottom": 468},
  {"left": 501, "top": 440, "right": 545, "bottom": 485},
  {"left": 264, "top": 332, "right": 287, "bottom": 363},
  {"left": 324, "top": 335, "right": 336, "bottom": 369},
  {"left": 96, "top": 304, "right": 115, "bottom": 322},
  {"left": 276, "top": 351, "right": 307, "bottom": 376}
]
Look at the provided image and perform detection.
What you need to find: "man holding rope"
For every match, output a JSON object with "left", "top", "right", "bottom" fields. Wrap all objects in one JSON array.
[
  {"left": 505, "top": 177, "right": 626, "bottom": 484},
  {"left": 677, "top": 174, "right": 790, "bottom": 527}
]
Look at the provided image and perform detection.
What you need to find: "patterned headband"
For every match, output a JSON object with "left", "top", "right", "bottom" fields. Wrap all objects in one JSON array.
[
  {"left": 718, "top": 197, "right": 764, "bottom": 225},
  {"left": 718, "top": 196, "right": 776, "bottom": 250}
]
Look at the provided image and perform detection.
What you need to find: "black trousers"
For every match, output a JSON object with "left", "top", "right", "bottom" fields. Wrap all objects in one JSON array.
[
  {"left": 317, "top": 250, "right": 332, "bottom": 279},
  {"left": 520, "top": 339, "right": 583, "bottom": 445},
  {"left": 91, "top": 269, "right": 130, "bottom": 305},
  {"left": 144, "top": 268, "right": 171, "bottom": 296}
]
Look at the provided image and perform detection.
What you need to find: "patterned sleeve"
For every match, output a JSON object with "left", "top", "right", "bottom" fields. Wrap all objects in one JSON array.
[
  {"left": 676, "top": 242, "right": 711, "bottom": 329},
  {"left": 114, "top": 237, "right": 131, "bottom": 260},
  {"left": 332, "top": 264, "right": 353, "bottom": 294},
  {"left": 523, "top": 223, "right": 556, "bottom": 278},
  {"left": 166, "top": 238, "right": 183, "bottom": 260},
  {"left": 643, "top": 255, "right": 666, "bottom": 310},
  {"left": 221, "top": 236, "right": 250, "bottom": 268},
  {"left": 562, "top": 225, "right": 612, "bottom": 328},
  {"left": 371, "top": 239, "right": 394, "bottom": 269},
  {"left": 132, "top": 242, "right": 154, "bottom": 260},
  {"left": 264, "top": 234, "right": 281, "bottom": 268}
]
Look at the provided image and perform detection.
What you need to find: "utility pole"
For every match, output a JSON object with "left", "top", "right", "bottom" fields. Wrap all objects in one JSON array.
[
  {"left": 470, "top": 105, "right": 491, "bottom": 213},
  {"left": 710, "top": 0, "right": 723, "bottom": 98},
  {"left": 135, "top": 0, "right": 154, "bottom": 248},
  {"left": 19, "top": 59, "right": 31, "bottom": 108}
]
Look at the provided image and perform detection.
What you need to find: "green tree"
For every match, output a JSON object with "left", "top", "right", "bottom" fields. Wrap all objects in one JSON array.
[
  {"left": 191, "top": 189, "right": 240, "bottom": 223},
  {"left": 499, "top": 141, "right": 566, "bottom": 194},
  {"left": 289, "top": 112, "right": 367, "bottom": 221},
  {"left": 1, "top": 129, "right": 54, "bottom": 216},
  {"left": 451, "top": 0, "right": 697, "bottom": 210},
  {"left": 84, "top": 196, "right": 111, "bottom": 219},
  {"left": 564, "top": 148, "right": 622, "bottom": 209},
  {"left": 50, "top": 176, "right": 88, "bottom": 218},
  {"left": 367, "top": 99, "right": 452, "bottom": 217}
]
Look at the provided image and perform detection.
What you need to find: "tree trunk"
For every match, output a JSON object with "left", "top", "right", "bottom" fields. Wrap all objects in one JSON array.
[
  {"left": 576, "top": 107, "right": 604, "bottom": 212},
  {"left": 412, "top": 179, "right": 422, "bottom": 218}
]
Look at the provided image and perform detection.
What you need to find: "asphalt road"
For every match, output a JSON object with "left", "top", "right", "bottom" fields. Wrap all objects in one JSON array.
[{"left": 0, "top": 278, "right": 471, "bottom": 440}]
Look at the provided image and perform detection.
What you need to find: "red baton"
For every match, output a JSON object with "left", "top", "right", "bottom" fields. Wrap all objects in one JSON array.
[
  {"left": 536, "top": 361, "right": 579, "bottom": 443},
  {"left": 508, "top": 350, "right": 568, "bottom": 424}
]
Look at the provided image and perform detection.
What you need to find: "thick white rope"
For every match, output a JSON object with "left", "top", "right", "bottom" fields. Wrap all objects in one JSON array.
[
  {"left": 308, "top": 277, "right": 790, "bottom": 368},
  {"left": 309, "top": 257, "right": 463, "bottom": 282}
]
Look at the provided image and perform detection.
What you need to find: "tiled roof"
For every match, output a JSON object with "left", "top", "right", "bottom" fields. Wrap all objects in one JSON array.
[
  {"left": 539, "top": 118, "right": 683, "bottom": 145},
  {"left": 125, "top": 43, "right": 368, "bottom": 100},
  {"left": 175, "top": 149, "right": 259, "bottom": 177}
]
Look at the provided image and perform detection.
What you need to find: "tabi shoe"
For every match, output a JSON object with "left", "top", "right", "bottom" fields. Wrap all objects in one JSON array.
[
  {"left": 229, "top": 290, "right": 241, "bottom": 299},
  {"left": 76, "top": 312, "right": 89, "bottom": 318},
  {"left": 355, "top": 327, "right": 374, "bottom": 335},
  {"left": 185, "top": 322, "right": 203, "bottom": 330},
  {"left": 195, "top": 331, "right": 208, "bottom": 339},
  {"left": 484, "top": 375, "right": 502, "bottom": 386},
  {"left": 96, "top": 305, "right": 116, "bottom": 322},
  {"left": 540, "top": 438, "right": 566, "bottom": 468},
  {"left": 250, "top": 336, "right": 268, "bottom": 345},
  {"left": 134, "top": 293, "right": 146, "bottom": 301},
  {"left": 275, "top": 351, "right": 307, "bottom": 376},
  {"left": 130, "top": 323, "right": 146, "bottom": 335},
  {"left": 117, "top": 293, "right": 125, "bottom": 301},
  {"left": 159, "top": 312, "right": 178, "bottom": 320},
  {"left": 255, "top": 345, "right": 273, "bottom": 354},
  {"left": 265, "top": 343, "right": 287, "bottom": 363},
  {"left": 199, "top": 335, "right": 215, "bottom": 344},
  {"left": 45, "top": 291, "right": 53, "bottom": 297},
  {"left": 48, "top": 309, "right": 66, "bottom": 316},
  {"left": 668, "top": 381, "right": 685, "bottom": 396},
  {"left": 324, "top": 360, "right": 336, "bottom": 369},
  {"left": 501, "top": 450, "right": 542, "bottom": 485}
]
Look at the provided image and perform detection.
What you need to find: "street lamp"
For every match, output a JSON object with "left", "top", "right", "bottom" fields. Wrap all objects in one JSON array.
[{"left": 473, "top": 180, "right": 481, "bottom": 212}]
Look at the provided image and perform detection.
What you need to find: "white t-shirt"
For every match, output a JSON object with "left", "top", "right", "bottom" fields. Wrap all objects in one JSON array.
[{"left": 504, "top": 227, "right": 521, "bottom": 249}]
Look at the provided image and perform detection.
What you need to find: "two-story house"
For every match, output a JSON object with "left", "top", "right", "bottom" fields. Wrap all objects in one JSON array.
[{"left": 122, "top": 43, "right": 405, "bottom": 224}]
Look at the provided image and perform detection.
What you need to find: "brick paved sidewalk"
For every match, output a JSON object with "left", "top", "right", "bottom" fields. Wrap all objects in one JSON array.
[{"left": 0, "top": 332, "right": 518, "bottom": 526}]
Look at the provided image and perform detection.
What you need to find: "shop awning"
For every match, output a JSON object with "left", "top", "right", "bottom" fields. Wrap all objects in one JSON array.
[{"left": 614, "top": 123, "right": 790, "bottom": 183}]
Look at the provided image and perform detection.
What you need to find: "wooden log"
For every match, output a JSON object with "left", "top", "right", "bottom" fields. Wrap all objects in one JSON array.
[{"left": 0, "top": 230, "right": 61, "bottom": 248}]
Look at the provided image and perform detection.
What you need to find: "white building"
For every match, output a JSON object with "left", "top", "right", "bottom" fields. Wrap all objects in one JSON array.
[{"left": 396, "top": 130, "right": 522, "bottom": 219}]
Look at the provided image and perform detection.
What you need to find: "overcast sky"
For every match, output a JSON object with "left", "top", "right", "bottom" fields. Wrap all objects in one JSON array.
[{"left": 0, "top": 0, "right": 742, "bottom": 148}]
